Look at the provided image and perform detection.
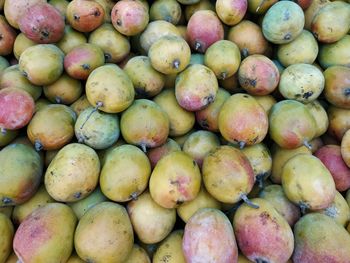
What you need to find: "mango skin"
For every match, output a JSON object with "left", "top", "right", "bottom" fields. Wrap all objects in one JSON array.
[
  {"left": 153, "top": 230, "right": 186, "bottom": 263},
  {"left": 68, "top": 187, "right": 107, "bottom": 220},
  {"left": 318, "top": 35, "right": 350, "bottom": 69},
  {"left": 127, "top": 191, "right": 176, "bottom": 244},
  {"left": 74, "top": 202, "right": 134, "bottom": 263},
  {"left": 233, "top": 198, "right": 294, "bottom": 263},
  {"left": 45, "top": 143, "right": 100, "bottom": 202},
  {"left": 202, "top": 145, "right": 255, "bottom": 203},
  {"left": 183, "top": 208, "right": 238, "bottom": 263},
  {"left": 13, "top": 203, "right": 77, "bottom": 263},
  {"left": 282, "top": 154, "right": 336, "bottom": 210},
  {"left": 262, "top": 1, "right": 304, "bottom": 44},
  {"left": 12, "top": 185, "right": 55, "bottom": 225},
  {"left": 0, "top": 213, "right": 14, "bottom": 263},
  {"left": 149, "top": 151, "right": 201, "bottom": 209},
  {"left": 100, "top": 144, "right": 151, "bottom": 202},
  {"left": 0, "top": 143, "right": 43, "bottom": 206},
  {"left": 293, "top": 213, "right": 350, "bottom": 263}
]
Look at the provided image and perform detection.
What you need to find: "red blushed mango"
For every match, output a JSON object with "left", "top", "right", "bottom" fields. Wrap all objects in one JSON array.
[
  {"left": 19, "top": 3, "right": 65, "bottom": 44},
  {"left": 293, "top": 213, "right": 350, "bottom": 263},
  {"left": 175, "top": 64, "right": 218, "bottom": 112},
  {"left": 327, "top": 106, "right": 350, "bottom": 141},
  {"left": 315, "top": 145, "right": 350, "bottom": 192},
  {"left": 66, "top": 0, "right": 105, "bottom": 33},
  {"left": 111, "top": 0, "right": 149, "bottom": 36},
  {"left": 147, "top": 138, "right": 181, "bottom": 168},
  {"left": 13, "top": 203, "right": 77, "bottom": 263},
  {"left": 324, "top": 66, "right": 350, "bottom": 109},
  {"left": 341, "top": 129, "right": 350, "bottom": 168},
  {"left": 183, "top": 208, "right": 238, "bottom": 263},
  {"left": 294, "top": 0, "right": 312, "bottom": 9},
  {"left": 238, "top": 55, "right": 280, "bottom": 96},
  {"left": 216, "top": 0, "right": 247, "bottom": 26},
  {"left": 233, "top": 198, "right": 294, "bottom": 263},
  {"left": 0, "top": 88, "right": 34, "bottom": 131},
  {"left": 218, "top": 93, "right": 268, "bottom": 148},
  {"left": 0, "top": 15, "right": 16, "bottom": 56},
  {"left": 186, "top": 10, "right": 224, "bottom": 53},
  {"left": 64, "top": 43, "right": 105, "bottom": 80}
]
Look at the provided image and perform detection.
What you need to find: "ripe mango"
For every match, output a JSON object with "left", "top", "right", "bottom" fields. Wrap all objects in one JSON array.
[
  {"left": 233, "top": 198, "right": 294, "bottom": 263},
  {"left": 124, "top": 244, "right": 150, "bottom": 263},
  {"left": 13, "top": 203, "right": 77, "bottom": 263},
  {"left": 74, "top": 202, "right": 134, "bottom": 263},
  {"left": 153, "top": 230, "right": 186, "bottom": 263},
  {"left": 0, "top": 213, "right": 14, "bottom": 263}
]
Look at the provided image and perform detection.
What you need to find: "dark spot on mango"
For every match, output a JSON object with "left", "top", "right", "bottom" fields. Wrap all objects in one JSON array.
[
  {"left": 176, "top": 199, "right": 184, "bottom": 205},
  {"left": 2, "top": 197, "right": 12, "bottom": 204},
  {"left": 93, "top": 9, "right": 101, "bottom": 17},
  {"left": 344, "top": 88, "right": 350, "bottom": 96},
  {"left": 73, "top": 14, "right": 80, "bottom": 21},
  {"left": 200, "top": 119, "right": 209, "bottom": 129},
  {"left": 74, "top": 192, "right": 82, "bottom": 199},
  {"left": 259, "top": 211, "right": 270, "bottom": 225},
  {"left": 81, "top": 64, "right": 90, "bottom": 70},
  {"left": 116, "top": 19, "right": 122, "bottom": 26},
  {"left": 302, "top": 91, "right": 313, "bottom": 99},
  {"left": 284, "top": 33, "right": 292, "bottom": 41}
]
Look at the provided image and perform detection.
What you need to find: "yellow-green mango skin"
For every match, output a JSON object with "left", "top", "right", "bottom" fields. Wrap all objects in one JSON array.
[
  {"left": 0, "top": 206, "right": 13, "bottom": 218},
  {"left": 281, "top": 154, "right": 336, "bottom": 210},
  {"left": 74, "top": 202, "right": 134, "bottom": 263},
  {"left": 13, "top": 203, "right": 77, "bottom": 263},
  {"left": 0, "top": 213, "right": 14, "bottom": 263},
  {"left": 69, "top": 187, "right": 107, "bottom": 219},
  {"left": 124, "top": 244, "right": 151, "bottom": 263},
  {"left": 318, "top": 35, "right": 350, "bottom": 69},
  {"left": 45, "top": 143, "right": 100, "bottom": 202},
  {"left": 0, "top": 143, "right": 43, "bottom": 206},
  {"left": 293, "top": 213, "right": 350, "bottom": 263},
  {"left": 74, "top": 106, "right": 120, "bottom": 150},
  {"left": 12, "top": 185, "right": 55, "bottom": 225},
  {"left": 0, "top": 129, "right": 18, "bottom": 147},
  {"left": 233, "top": 198, "right": 294, "bottom": 263},
  {"left": 66, "top": 253, "right": 85, "bottom": 263},
  {"left": 262, "top": 1, "right": 304, "bottom": 44},
  {"left": 153, "top": 230, "right": 186, "bottom": 263}
]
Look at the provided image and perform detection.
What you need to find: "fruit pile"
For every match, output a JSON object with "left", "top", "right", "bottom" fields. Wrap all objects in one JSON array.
[{"left": 0, "top": 0, "right": 350, "bottom": 262}]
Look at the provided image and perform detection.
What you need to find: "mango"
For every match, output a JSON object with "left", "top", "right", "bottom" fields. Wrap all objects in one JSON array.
[
  {"left": 86, "top": 64, "right": 135, "bottom": 113},
  {"left": 315, "top": 145, "right": 350, "bottom": 191},
  {"left": 184, "top": 0, "right": 214, "bottom": 21},
  {"left": 68, "top": 187, "right": 107, "bottom": 219},
  {"left": 259, "top": 184, "right": 301, "bottom": 226},
  {"left": 183, "top": 208, "right": 238, "bottom": 263},
  {"left": 327, "top": 105, "right": 350, "bottom": 141},
  {"left": 202, "top": 146, "right": 255, "bottom": 204},
  {"left": 216, "top": 0, "right": 247, "bottom": 26},
  {"left": 66, "top": 253, "right": 85, "bottom": 263},
  {"left": 4, "top": 252, "right": 18, "bottom": 263},
  {"left": 247, "top": 0, "right": 277, "bottom": 14},
  {"left": 324, "top": 66, "right": 350, "bottom": 109},
  {"left": 66, "top": 0, "right": 104, "bottom": 33},
  {"left": 177, "top": 186, "right": 221, "bottom": 223},
  {"left": 0, "top": 15, "right": 16, "bottom": 56},
  {"left": 0, "top": 207, "right": 12, "bottom": 218},
  {"left": 227, "top": 20, "right": 269, "bottom": 58},
  {"left": 282, "top": 154, "right": 336, "bottom": 211},
  {"left": 70, "top": 95, "right": 92, "bottom": 117},
  {"left": 75, "top": 202, "right": 133, "bottom": 262},
  {"left": 154, "top": 89, "right": 195, "bottom": 136},
  {"left": 219, "top": 93, "right": 268, "bottom": 148},
  {"left": 147, "top": 138, "right": 181, "bottom": 168},
  {"left": 27, "top": 104, "right": 76, "bottom": 151},
  {"left": 233, "top": 198, "right": 294, "bottom": 263},
  {"left": 45, "top": 143, "right": 100, "bottom": 202},
  {"left": 127, "top": 191, "right": 176, "bottom": 244},
  {"left": 75, "top": 107, "right": 120, "bottom": 150},
  {"left": 12, "top": 185, "right": 54, "bottom": 225},
  {"left": 48, "top": 0, "right": 69, "bottom": 17},
  {"left": 305, "top": 100, "right": 329, "bottom": 138},
  {"left": 293, "top": 213, "right": 350, "bottom": 262},
  {"left": 304, "top": 0, "right": 330, "bottom": 30},
  {"left": 124, "top": 56, "right": 165, "bottom": 98},
  {"left": 111, "top": 0, "right": 149, "bottom": 36},
  {"left": 56, "top": 25, "right": 87, "bottom": 55},
  {"left": 13, "top": 203, "right": 77, "bottom": 263},
  {"left": 0, "top": 143, "right": 43, "bottom": 206},
  {"left": 153, "top": 230, "right": 185, "bottom": 263},
  {"left": 341, "top": 129, "right": 350, "bottom": 167},
  {"left": 269, "top": 100, "right": 316, "bottom": 149},
  {"left": 89, "top": 23, "right": 130, "bottom": 63},
  {"left": 277, "top": 30, "right": 319, "bottom": 67},
  {"left": 124, "top": 244, "right": 151, "bottom": 263},
  {"left": 238, "top": 54, "right": 279, "bottom": 96},
  {"left": 175, "top": 64, "right": 218, "bottom": 111},
  {"left": 149, "top": 35, "right": 191, "bottom": 75},
  {"left": 150, "top": 0, "right": 181, "bottom": 25},
  {"left": 183, "top": 130, "right": 220, "bottom": 168},
  {"left": 100, "top": 144, "right": 151, "bottom": 202},
  {"left": 19, "top": 44, "right": 64, "bottom": 86},
  {"left": 318, "top": 35, "right": 350, "bottom": 69},
  {"left": 149, "top": 151, "right": 201, "bottom": 208},
  {"left": 0, "top": 213, "right": 14, "bottom": 263}
]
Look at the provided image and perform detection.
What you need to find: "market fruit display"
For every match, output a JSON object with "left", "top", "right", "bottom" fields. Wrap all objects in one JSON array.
[{"left": 0, "top": 0, "right": 350, "bottom": 262}]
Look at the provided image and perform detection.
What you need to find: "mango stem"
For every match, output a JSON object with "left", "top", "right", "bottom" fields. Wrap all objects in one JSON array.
[{"left": 241, "top": 194, "right": 259, "bottom": 209}]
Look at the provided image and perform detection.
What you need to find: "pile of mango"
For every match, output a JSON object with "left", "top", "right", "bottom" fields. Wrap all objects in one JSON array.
[{"left": 0, "top": 0, "right": 350, "bottom": 262}]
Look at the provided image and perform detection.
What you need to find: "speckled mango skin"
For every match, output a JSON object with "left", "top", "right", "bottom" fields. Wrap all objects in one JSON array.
[
  {"left": 124, "top": 244, "right": 150, "bottom": 263},
  {"left": 293, "top": 213, "right": 350, "bottom": 263},
  {"left": 0, "top": 143, "right": 43, "bottom": 206},
  {"left": 233, "top": 198, "right": 294, "bottom": 263},
  {"left": 153, "top": 230, "right": 186, "bottom": 263},
  {"left": 0, "top": 213, "right": 14, "bottom": 263},
  {"left": 183, "top": 208, "right": 238, "bottom": 263},
  {"left": 74, "top": 202, "right": 134, "bottom": 263},
  {"left": 13, "top": 203, "right": 77, "bottom": 263}
]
